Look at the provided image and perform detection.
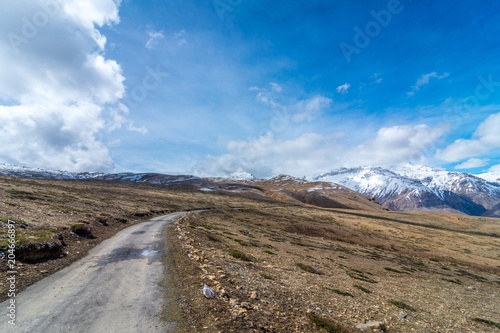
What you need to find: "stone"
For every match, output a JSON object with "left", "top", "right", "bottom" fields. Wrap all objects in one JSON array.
[
  {"left": 241, "top": 301, "right": 252, "bottom": 309},
  {"left": 356, "top": 321, "right": 386, "bottom": 331}
]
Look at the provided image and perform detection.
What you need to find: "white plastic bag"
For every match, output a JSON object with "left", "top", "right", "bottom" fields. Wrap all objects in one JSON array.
[{"left": 203, "top": 284, "right": 215, "bottom": 299}]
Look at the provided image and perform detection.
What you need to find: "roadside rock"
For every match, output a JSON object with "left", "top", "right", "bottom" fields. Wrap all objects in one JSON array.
[
  {"left": 356, "top": 321, "right": 386, "bottom": 331},
  {"left": 17, "top": 242, "right": 64, "bottom": 263}
]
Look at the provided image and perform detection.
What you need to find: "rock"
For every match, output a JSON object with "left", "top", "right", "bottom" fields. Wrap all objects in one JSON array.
[
  {"left": 356, "top": 321, "right": 386, "bottom": 331},
  {"left": 399, "top": 312, "right": 409, "bottom": 320},
  {"left": 202, "top": 284, "right": 215, "bottom": 299},
  {"left": 241, "top": 301, "right": 252, "bottom": 309},
  {"left": 250, "top": 291, "right": 258, "bottom": 300},
  {"left": 17, "top": 242, "right": 64, "bottom": 263},
  {"left": 230, "top": 307, "right": 247, "bottom": 317}
]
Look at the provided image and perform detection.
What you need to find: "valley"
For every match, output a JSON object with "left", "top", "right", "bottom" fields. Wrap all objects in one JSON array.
[{"left": 0, "top": 172, "right": 499, "bottom": 332}]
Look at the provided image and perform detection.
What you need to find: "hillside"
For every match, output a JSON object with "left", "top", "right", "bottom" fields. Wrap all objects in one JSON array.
[
  {"left": 3, "top": 163, "right": 500, "bottom": 217},
  {"left": 315, "top": 164, "right": 500, "bottom": 217},
  {"left": 1, "top": 174, "right": 499, "bottom": 332}
]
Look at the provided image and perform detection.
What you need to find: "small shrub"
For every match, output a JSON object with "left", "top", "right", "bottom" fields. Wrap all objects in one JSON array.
[
  {"left": 296, "top": 263, "right": 321, "bottom": 274},
  {"left": 308, "top": 313, "right": 349, "bottom": 333},
  {"left": 260, "top": 273, "right": 274, "bottom": 280},
  {"left": 472, "top": 318, "right": 500, "bottom": 329},
  {"left": 390, "top": 300, "right": 416, "bottom": 312},
  {"left": 384, "top": 267, "right": 408, "bottom": 274},
  {"left": 228, "top": 249, "right": 253, "bottom": 262},
  {"left": 353, "top": 285, "right": 372, "bottom": 294},
  {"left": 207, "top": 234, "right": 220, "bottom": 242},
  {"left": 235, "top": 239, "right": 249, "bottom": 246},
  {"left": 441, "top": 278, "right": 462, "bottom": 285},
  {"left": 331, "top": 289, "right": 353, "bottom": 297}
]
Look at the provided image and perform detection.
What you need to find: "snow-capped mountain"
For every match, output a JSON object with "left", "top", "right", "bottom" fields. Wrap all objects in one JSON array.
[
  {"left": 221, "top": 172, "right": 256, "bottom": 181},
  {"left": 2, "top": 163, "right": 500, "bottom": 217},
  {"left": 315, "top": 164, "right": 500, "bottom": 217},
  {"left": 477, "top": 170, "right": 500, "bottom": 184},
  {"left": 0, "top": 163, "right": 202, "bottom": 184}
]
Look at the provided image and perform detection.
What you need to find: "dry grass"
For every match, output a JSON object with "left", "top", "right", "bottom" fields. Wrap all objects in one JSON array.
[
  {"left": 1, "top": 175, "right": 499, "bottom": 332},
  {"left": 171, "top": 206, "right": 500, "bottom": 332},
  {"left": 0, "top": 176, "right": 276, "bottom": 300}
]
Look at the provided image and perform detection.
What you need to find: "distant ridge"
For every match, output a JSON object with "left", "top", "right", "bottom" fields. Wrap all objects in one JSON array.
[
  {"left": 2, "top": 163, "right": 499, "bottom": 217},
  {"left": 315, "top": 164, "right": 500, "bottom": 217}
]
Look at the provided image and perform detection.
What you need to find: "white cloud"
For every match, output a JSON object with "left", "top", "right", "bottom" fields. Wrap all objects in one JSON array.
[
  {"left": 489, "top": 164, "right": 500, "bottom": 172},
  {"left": 408, "top": 72, "right": 449, "bottom": 96},
  {"left": 336, "top": 83, "right": 351, "bottom": 94},
  {"left": 349, "top": 124, "right": 447, "bottom": 167},
  {"left": 269, "top": 82, "right": 282, "bottom": 92},
  {"left": 454, "top": 158, "right": 489, "bottom": 169},
  {"left": 251, "top": 83, "right": 331, "bottom": 123},
  {"left": 0, "top": 0, "right": 138, "bottom": 172},
  {"left": 0, "top": 102, "right": 114, "bottom": 171},
  {"left": 371, "top": 73, "right": 383, "bottom": 84},
  {"left": 436, "top": 112, "right": 500, "bottom": 162},
  {"left": 195, "top": 124, "right": 445, "bottom": 178},
  {"left": 293, "top": 95, "right": 332, "bottom": 122},
  {"left": 173, "top": 29, "right": 187, "bottom": 46},
  {"left": 146, "top": 29, "right": 164, "bottom": 49}
]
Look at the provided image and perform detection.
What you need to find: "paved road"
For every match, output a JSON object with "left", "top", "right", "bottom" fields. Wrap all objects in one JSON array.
[{"left": 1, "top": 212, "right": 184, "bottom": 333}]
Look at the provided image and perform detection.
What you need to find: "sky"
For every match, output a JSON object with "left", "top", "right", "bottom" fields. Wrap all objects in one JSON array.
[{"left": 1, "top": 0, "right": 500, "bottom": 178}]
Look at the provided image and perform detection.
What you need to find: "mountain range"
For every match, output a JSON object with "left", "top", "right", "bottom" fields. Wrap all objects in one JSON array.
[
  {"left": 1, "top": 163, "right": 499, "bottom": 218},
  {"left": 315, "top": 164, "right": 500, "bottom": 217}
]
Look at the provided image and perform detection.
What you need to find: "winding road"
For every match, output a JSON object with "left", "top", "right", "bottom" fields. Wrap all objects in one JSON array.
[{"left": 1, "top": 212, "right": 184, "bottom": 333}]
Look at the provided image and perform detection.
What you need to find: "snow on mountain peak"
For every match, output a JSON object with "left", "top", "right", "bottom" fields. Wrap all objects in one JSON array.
[
  {"left": 314, "top": 164, "right": 500, "bottom": 215},
  {"left": 224, "top": 171, "right": 256, "bottom": 181},
  {"left": 477, "top": 170, "right": 500, "bottom": 184}
]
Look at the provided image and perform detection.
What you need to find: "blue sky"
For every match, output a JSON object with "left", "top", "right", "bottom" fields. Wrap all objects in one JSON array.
[{"left": 1, "top": 0, "right": 500, "bottom": 177}]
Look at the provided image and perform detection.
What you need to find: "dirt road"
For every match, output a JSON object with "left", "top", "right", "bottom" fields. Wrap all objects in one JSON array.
[{"left": 1, "top": 212, "right": 184, "bottom": 333}]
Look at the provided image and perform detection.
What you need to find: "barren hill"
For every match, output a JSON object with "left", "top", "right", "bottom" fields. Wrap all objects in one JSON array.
[{"left": 1, "top": 175, "right": 498, "bottom": 332}]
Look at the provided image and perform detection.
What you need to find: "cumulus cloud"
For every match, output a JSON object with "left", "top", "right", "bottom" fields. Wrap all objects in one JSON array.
[
  {"left": 488, "top": 164, "right": 500, "bottom": 172},
  {"left": 336, "top": 83, "right": 351, "bottom": 94},
  {"left": 435, "top": 112, "right": 500, "bottom": 162},
  {"left": 195, "top": 124, "right": 446, "bottom": 178},
  {"left": 408, "top": 72, "right": 449, "bottom": 96},
  {"left": 146, "top": 29, "right": 164, "bottom": 49},
  {"left": 0, "top": 0, "right": 136, "bottom": 171},
  {"left": 454, "top": 158, "right": 489, "bottom": 169},
  {"left": 348, "top": 124, "right": 447, "bottom": 167}
]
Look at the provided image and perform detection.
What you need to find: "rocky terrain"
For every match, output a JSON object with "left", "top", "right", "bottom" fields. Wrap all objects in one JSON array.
[
  {"left": 1, "top": 166, "right": 499, "bottom": 332},
  {"left": 169, "top": 206, "right": 500, "bottom": 332},
  {"left": 3, "top": 163, "right": 500, "bottom": 218}
]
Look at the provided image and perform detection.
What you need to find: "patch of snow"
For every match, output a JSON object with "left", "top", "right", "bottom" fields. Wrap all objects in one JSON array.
[
  {"left": 477, "top": 171, "right": 500, "bottom": 184},
  {"left": 223, "top": 172, "right": 256, "bottom": 181}
]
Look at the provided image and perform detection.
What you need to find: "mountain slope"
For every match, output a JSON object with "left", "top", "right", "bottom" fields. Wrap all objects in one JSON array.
[
  {"left": 315, "top": 165, "right": 500, "bottom": 216},
  {"left": 0, "top": 164, "right": 385, "bottom": 212}
]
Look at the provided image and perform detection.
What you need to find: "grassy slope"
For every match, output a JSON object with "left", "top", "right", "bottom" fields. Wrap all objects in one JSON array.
[{"left": 1, "top": 176, "right": 499, "bottom": 332}]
